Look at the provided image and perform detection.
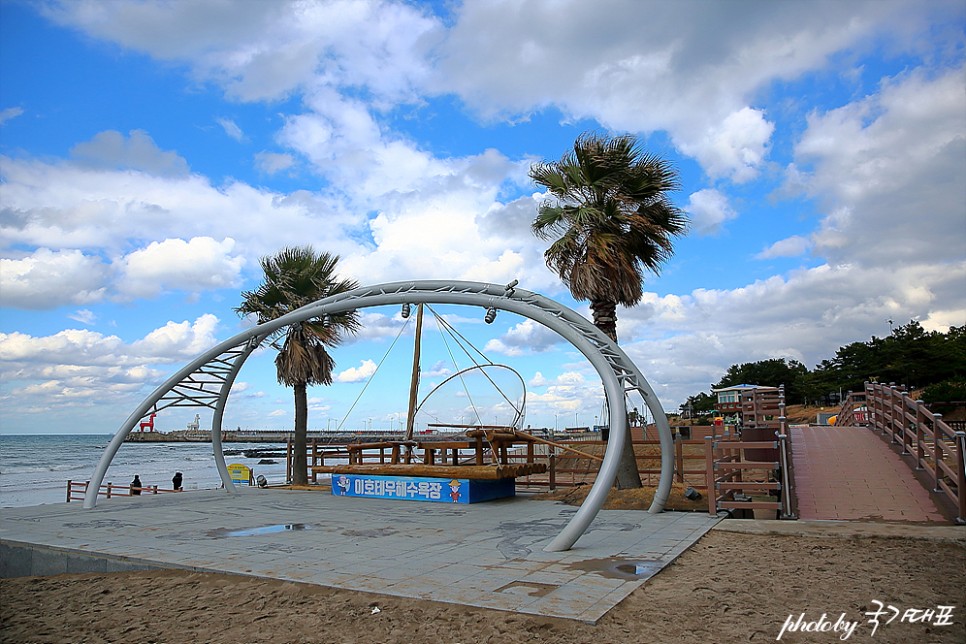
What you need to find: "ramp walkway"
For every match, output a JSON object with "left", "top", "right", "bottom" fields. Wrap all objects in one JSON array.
[
  {"left": 791, "top": 426, "right": 947, "bottom": 522},
  {"left": 0, "top": 489, "right": 718, "bottom": 623}
]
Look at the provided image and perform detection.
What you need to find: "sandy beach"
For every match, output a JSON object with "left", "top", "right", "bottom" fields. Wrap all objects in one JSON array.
[{"left": 2, "top": 523, "right": 964, "bottom": 644}]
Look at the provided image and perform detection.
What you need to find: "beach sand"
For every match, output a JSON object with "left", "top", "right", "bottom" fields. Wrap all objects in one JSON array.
[{"left": 2, "top": 526, "right": 964, "bottom": 643}]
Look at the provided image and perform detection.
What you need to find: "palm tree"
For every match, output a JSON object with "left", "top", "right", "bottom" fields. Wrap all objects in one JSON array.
[
  {"left": 530, "top": 132, "right": 688, "bottom": 488},
  {"left": 236, "top": 246, "right": 360, "bottom": 485}
]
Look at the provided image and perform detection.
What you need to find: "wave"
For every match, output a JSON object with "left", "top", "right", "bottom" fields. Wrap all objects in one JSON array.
[{"left": 0, "top": 463, "right": 90, "bottom": 475}]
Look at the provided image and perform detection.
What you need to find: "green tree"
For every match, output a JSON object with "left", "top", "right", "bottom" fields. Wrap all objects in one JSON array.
[
  {"left": 236, "top": 247, "right": 360, "bottom": 485},
  {"left": 714, "top": 358, "right": 809, "bottom": 404},
  {"left": 530, "top": 132, "right": 688, "bottom": 488}
]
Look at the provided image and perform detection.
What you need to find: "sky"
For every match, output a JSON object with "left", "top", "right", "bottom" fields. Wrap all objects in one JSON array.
[{"left": 1, "top": 0, "right": 964, "bottom": 435}]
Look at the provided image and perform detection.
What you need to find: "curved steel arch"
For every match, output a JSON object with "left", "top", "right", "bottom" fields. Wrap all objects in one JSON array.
[{"left": 85, "top": 280, "right": 674, "bottom": 552}]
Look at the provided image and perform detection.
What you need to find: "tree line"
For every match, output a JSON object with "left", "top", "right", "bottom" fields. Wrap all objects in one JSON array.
[{"left": 680, "top": 321, "right": 966, "bottom": 416}]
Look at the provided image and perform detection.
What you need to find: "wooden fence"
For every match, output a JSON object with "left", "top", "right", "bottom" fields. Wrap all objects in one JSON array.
[{"left": 839, "top": 383, "right": 966, "bottom": 523}]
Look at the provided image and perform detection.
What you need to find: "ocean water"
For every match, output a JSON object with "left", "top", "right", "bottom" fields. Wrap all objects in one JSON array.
[{"left": 0, "top": 434, "right": 293, "bottom": 508}]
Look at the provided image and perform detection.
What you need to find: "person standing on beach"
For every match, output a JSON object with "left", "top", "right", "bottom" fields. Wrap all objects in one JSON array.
[
  {"left": 131, "top": 475, "right": 142, "bottom": 495},
  {"left": 172, "top": 472, "right": 182, "bottom": 491}
]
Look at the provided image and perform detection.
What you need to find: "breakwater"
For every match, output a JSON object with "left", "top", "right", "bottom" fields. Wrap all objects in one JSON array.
[{"left": 124, "top": 430, "right": 404, "bottom": 444}]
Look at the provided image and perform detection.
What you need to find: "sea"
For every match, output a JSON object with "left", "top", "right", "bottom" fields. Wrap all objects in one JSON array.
[{"left": 0, "top": 434, "right": 294, "bottom": 509}]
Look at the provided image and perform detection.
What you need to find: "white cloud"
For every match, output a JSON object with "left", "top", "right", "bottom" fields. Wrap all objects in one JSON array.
[
  {"left": 69, "top": 129, "right": 190, "bottom": 176},
  {"left": 0, "top": 249, "right": 108, "bottom": 308},
  {"left": 116, "top": 237, "right": 246, "bottom": 298},
  {"left": 757, "top": 235, "right": 811, "bottom": 259},
  {"left": 484, "top": 319, "right": 563, "bottom": 356},
  {"left": 790, "top": 65, "right": 966, "bottom": 268},
  {"left": 68, "top": 309, "right": 97, "bottom": 325},
  {"left": 678, "top": 108, "right": 774, "bottom": 183},
  {"left": 254, "top": 151, "right": 295, "bottom": 175},
  {"left": 132, "top": 313, "right": 221, "bottom": 358},
  {"left": 617, "top": 260, "right": 966, "bottom": 406},
  {"left": 42, "top": 0, "right": 441, "bottom": 103},
  {"left": 335, "top": 358, "right": 378, "bottom": 383},
  {"left": 686, "top": 189, "right": 738, "bottom": 235},
  {"left": 434, "top": 0, "right": 919, "bottom": 180},
  {"left": 217, "top": 118, "right": 244, "bottom": 141},
  {"left": 0, "top": 106, "right": 24, "bottom": 125}
]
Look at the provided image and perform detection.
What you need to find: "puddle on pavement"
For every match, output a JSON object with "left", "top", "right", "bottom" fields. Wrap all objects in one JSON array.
[
  {"left": 495, "top": 581, "right": 557, "bottom": 598},
  {"left": 566, "top": 558, "right": 662, "bottom": 580},
  {"left": 208, "top": 523, "right": 313, "bottom": 537}
]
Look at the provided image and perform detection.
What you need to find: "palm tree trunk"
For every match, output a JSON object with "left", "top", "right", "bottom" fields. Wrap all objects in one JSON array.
[
  {"left": 293, "top": 382, "right": 309, "bottom": 485},
  {"left": 615, "top": 434, "right": 643, "bottom": 489},
  {"left": 590, "top": 298, "right": 643, "bottom": 488},
  {"left": 590, "top": 299, "right": 618, "bottom": 342}
]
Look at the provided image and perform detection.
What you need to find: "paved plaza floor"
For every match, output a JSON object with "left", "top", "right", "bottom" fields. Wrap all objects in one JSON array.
[{"left": 0, "top": 488, "right": 720, "bottom": 623}]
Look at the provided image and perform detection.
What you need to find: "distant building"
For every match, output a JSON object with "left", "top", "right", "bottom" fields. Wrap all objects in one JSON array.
[{"left": 711, "top": 384, "right": 779, "bottom": 415}]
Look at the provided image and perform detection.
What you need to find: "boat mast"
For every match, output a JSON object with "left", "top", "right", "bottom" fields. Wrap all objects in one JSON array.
[{"left": 403, "top": 303, "right": 424, "bottom": 440}]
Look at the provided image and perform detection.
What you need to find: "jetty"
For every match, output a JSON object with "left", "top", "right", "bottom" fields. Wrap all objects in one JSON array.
[{"left": 124, "top": 429, "right": 405, "bottom": 444}]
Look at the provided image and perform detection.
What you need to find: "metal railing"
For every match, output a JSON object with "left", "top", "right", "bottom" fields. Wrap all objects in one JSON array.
[{"left": 66, "top": 480, "right": 181, "bottom": 502}]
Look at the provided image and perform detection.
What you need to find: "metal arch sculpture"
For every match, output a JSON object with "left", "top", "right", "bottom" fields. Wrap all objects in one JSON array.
[{"left": 85, "top": 280, "right": 674, "bottom": 552}]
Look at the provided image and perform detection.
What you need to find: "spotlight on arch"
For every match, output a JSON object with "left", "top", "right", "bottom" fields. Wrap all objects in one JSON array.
[
  {"left": 401, "top": 303, "right": 411, "bottom": 319},
  {"left": 484, "top": 306, "right": 497, "bottom": 324}
]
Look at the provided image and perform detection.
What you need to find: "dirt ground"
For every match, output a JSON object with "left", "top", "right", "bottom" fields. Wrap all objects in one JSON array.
[{"left": 2, "top": 525, "right": 964, "bottom": 644}]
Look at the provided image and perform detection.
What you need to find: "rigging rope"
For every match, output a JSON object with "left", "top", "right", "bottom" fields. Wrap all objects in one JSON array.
[
  {"left": 426, "top": 305, "right": 523, "bottom": 425},
  {"left": 336, "top": 313, "right": 412, "bottom": 431}
]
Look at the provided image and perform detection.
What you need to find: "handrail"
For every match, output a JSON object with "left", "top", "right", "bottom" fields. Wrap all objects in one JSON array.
[
  {"left": 66, "top": 480, "right": 182, "bottom": 502},
  {"left": 837, "top": 382, "right": 965, "bottom": 524}
]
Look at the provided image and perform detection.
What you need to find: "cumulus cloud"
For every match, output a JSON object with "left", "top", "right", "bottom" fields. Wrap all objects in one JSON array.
[
  {"left": 678, "top": 108, "right": 774, "bottom": 183},
  {"left": 69, "top": 129, "right": 190, "bottom": 176},
  {"left": 617, "top": 260, "right": 966, "bottom": 407},
  {"left": 484, "top": 319, "right": 563, "bottom": 357},
  {"left": 790, "top": 65, "right": 966, "bottom": 268},
  {"left": 131, "top": 313, "right": 221, "bottom": 358},
  {"left": 0, "top": 249, "right": 108, "bottom": 308},
  {"left": 335, "top": 358, "right": 378, "bottom": 383},
  {"left": 686, "top": 189, "right": 738, "bottom": 235},
  {"left": 434, "top": 0, "right": 919, "bottom": 180},
  {"left": 42, "top": 0, "right": 440, "bottom": 103},
  {"left": 0, "top": 154, "right": 370, "bottom": 276},
  {"left": 116, "top": 237, "right": 246, "bottom": 298}
]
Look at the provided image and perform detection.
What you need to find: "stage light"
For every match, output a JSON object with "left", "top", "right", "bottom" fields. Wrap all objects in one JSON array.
[
  {"left": 484, "top": 307, "right": 497, "bottom": 324},
  {"left": 401, "top": 303, "right": 411, "bottom": 319}
]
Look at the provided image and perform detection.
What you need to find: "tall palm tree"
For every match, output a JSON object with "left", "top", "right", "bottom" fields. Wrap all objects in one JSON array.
[
  {"left": 530, "top": 132, "right": 688, "bottom": 488},
  {"left": 236, "top": 246, "right": 360, "bottom": 485}
]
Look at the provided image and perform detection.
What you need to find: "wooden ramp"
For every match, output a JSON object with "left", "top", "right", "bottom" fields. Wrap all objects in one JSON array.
[{"left": 790, "top": 426, "right": 948, "bottom": 522}]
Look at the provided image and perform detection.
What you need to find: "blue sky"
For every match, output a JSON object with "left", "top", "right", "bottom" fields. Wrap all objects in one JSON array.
[{"left": 1, "top": 0, "right": 964, "bottom": 435}]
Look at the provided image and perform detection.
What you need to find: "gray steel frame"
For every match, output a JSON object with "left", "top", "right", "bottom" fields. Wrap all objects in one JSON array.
[{"left": 84, "top": 280, "right": 674, "bottom": 552}]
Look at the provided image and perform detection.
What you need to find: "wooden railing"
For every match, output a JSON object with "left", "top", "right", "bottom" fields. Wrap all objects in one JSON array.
[
  {"left": 703, "top": 386, "right": 797, "bottom": 519},
  {"left": 66, "top": 480, "right": 182, "bottom": 502},
  {"left": 839, "top": 383, "right": 966, "bottom": 524}
]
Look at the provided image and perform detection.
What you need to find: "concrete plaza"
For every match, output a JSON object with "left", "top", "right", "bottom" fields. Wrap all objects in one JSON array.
[{"left": 0, "top": 488, "right": 720, "bottom": 623}]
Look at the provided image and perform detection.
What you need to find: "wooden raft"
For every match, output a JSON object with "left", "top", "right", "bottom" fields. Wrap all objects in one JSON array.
[{"left": 311, "top": 462, "right": 546, "bottom": 479}]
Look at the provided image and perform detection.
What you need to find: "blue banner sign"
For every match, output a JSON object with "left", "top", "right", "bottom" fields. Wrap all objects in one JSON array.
[{"left": 331, "top": 474, "right": 514, "bottom": 504}]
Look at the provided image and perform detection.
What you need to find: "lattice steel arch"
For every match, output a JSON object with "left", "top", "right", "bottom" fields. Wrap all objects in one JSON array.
[{"left": 85, "top": 280, "right": 674, "bottom": 552}]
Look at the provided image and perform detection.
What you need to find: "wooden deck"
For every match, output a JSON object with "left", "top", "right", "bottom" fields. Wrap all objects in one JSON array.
[{"left": 311, "top": 462, "right": 547, "bottom": 480}]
